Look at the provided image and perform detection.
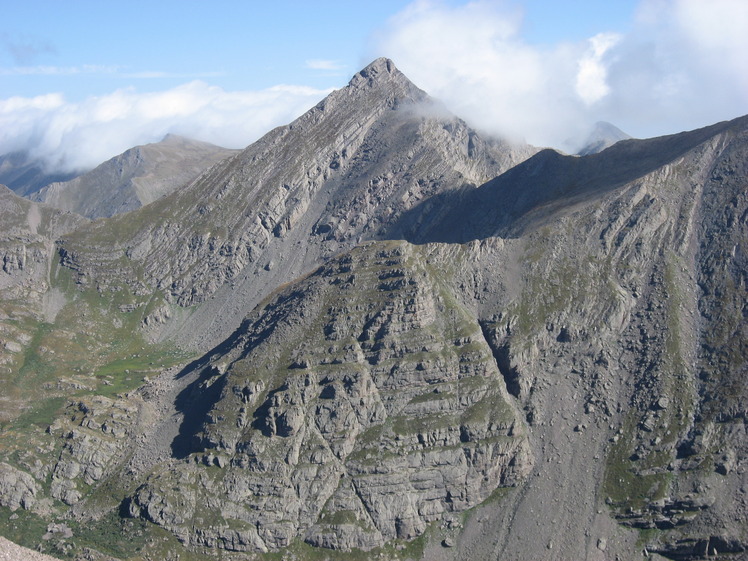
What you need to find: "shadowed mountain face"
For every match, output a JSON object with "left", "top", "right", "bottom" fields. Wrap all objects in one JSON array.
[
  {"left": 0, "top": 59, "right": 747, "bottom": 561},
  {"left": 29, "top": 135, "right": 238, "bottom": 219},
  {"left": 391, "top": 115, "right": 748, "bottom": 243}
]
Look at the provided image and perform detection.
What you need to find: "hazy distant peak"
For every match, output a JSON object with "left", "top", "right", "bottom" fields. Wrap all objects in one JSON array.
[
  {"left": 0, "top": 151, "right": 80, "bottom": 197},
  {"left": 159, "top": 133, "right": 190, "bottom": 144},
  {"left": 577, "top": 121, "right": 632, "bottom": 155},
  {"left": 31, "top": 136, "right": 237, "bottom": 219},
  {"left": 590, "top": 121, "right": 631, "bottom": 141}
]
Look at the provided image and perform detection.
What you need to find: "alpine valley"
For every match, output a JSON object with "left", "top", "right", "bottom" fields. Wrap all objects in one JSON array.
[{"left": 0, "top": 58, "right": 746, "bottom": 561}]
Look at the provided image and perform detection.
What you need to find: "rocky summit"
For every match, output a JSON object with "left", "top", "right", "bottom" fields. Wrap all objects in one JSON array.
[{"left": 0, "top": 58, "right": 746, "bottom": 561}]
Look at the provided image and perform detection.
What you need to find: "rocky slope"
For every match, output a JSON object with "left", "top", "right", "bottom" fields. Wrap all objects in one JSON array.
[
  {"left": 451, "top": 114, "right": 748, "bottom": 561},
  {"left": 30, "top": 135, "right": 238, "bottom": 219},
  {"left": 0, "top": 59, "right": 746, "bottom": 561},
  {"left": 0, "top": 187, "right": 88, "bottom": 420},
  {"left": 124, "top": 241, "right": 532, "bottom": 553},
  {"left": 0, "top": 536, "right": 64, "bottom": 561}
]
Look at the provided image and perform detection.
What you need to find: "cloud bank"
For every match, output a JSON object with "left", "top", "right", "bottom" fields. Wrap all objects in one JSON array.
[
  {"left": 0, "top": 82, "right": 331, "bottom": 173},
  {"left": 374, "top": 0, "right": 748, "bottom": 151}
]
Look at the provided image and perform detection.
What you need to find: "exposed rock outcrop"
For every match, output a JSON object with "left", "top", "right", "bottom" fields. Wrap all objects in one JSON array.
[
  {"left": 125, "top": 242, "right": 532, "bottom": 552},
  {"left": 0, "top": 463, "right": 38, "bottom": 511},
  {"left": 0, "top": 59, "right": 746, "bottom": 561}
]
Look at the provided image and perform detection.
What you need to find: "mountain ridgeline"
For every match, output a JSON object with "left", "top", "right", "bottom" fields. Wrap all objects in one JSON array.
[
  {"left": 30, "top": 135, "right": 239, "bottom": 219},
  {"left": 0, "top": 58, "right": 746, "bottom": 561}
]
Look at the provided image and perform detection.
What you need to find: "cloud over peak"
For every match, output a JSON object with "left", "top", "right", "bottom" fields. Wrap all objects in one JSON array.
[
  {"left": 374, "top": 0, "right": 748, "bottom": 151},
  {"left": 1, "top": 0, "right": 746, "bottom": 174}
]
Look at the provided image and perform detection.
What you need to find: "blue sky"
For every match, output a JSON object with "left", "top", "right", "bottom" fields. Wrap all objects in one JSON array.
[
  {"left": 1, "top": 1, "right": 638, "bottom": 98},
  {"left": 1, "top": 0, "right": 746, "bottom": 171}
]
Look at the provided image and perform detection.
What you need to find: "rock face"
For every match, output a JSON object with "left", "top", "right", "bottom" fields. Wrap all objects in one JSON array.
[
  {"left": 0, "top": 186, "right": 85, "bottom": 294},
  {"left": 31, "top": 135, "right": 238, "bottom": 219},
  {"left": 0, "top": 58, "right": 747, "bottom": 561},
  {"left": 126, "top": 242, "right": 531, "bottom": 552},
  {"left": 47, "top": 396, "right": 139, "bottom": 506},
  {"left": 0, "top": 463, "right": 38, "bottom": 511},
  {"left": 0, "top": 187, "right": 87, "bottom": 419}
]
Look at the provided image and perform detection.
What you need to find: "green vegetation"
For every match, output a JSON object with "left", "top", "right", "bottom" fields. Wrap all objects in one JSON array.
[
  {"left": 0, "top": 506, "right": 49, "bottom": 551},
  {"left": 69, "top": 511, "right": 151, "bottom": 559},
  {"left": 260, "top": 523, "right": 431, "bottom": 561}
]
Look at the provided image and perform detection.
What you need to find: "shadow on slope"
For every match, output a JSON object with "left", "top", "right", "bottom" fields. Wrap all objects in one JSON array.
[
  {"left": 169, "top": 317, "right": 254, "bottom": 458},
  {"left": 390, "top": 116, "right": 747, "bottom": 243},
  {"left": 169, "top": 283, "right": 315, "bottom": 458}
]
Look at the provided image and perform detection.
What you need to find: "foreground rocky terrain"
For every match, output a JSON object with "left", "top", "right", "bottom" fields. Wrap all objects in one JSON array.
[
  {"left": 0, "top": 58, "right": 745, "bottom": 561},
  {"left": 0, "top": 536, "right": 63, "bottom": 561}
]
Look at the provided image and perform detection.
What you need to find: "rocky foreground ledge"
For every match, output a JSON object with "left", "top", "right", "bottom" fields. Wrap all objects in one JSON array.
[{"left": 0, "top": 537, "right": 62, "bottom": 561}]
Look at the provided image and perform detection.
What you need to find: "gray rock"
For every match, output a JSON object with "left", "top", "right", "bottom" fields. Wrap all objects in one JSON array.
[{"left": 0, "top": 463, "right": 38, "bottom": 511}]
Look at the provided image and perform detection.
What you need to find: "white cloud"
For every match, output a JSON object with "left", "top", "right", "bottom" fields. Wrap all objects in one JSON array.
[
  {"left": 0, "top": 82, "right": 332, "bottom": 172},
  {"left": 3, "top": 0, "right": 746, "bottom": 174},
  {"left": 575, "top": 33, "right": 621, "bottom": 105},
  {"left": 305, "top": 59, "right": 345, "bottom": 71},
  {"left": 374, "top": 0, "right": 748, "bottom": 150}
]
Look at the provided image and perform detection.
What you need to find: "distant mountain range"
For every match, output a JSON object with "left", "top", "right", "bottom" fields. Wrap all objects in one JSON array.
[
  {"left": 0, "top": 110, "right": 630, "bottom": 222},
  {"left": 0, "top": 58, "right": 745, "bottom": 561},
  {"left": 26, "top": 135, "right": 238, "bottom": 219}
]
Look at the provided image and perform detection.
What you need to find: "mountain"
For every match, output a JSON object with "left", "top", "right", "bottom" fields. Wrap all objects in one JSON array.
[
  {"left": 58, "top": 57, "right": 536, "bottom": 349},
  {"left": 29, "top": 135, "right": 238, "bottom": 219},
  {"left": 0, "top": 152, "right": 79, "bottom": 197},
  {"left": 0, "top": 58, "right": 746, "bottom": 561},
  {"left": 577, "top": 120, "right": 632, "bottom": 155}
]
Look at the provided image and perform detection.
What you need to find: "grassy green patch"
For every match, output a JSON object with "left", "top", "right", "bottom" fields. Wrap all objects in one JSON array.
[
  {"left": 0, "top": 506, "right": 49, "bottom": 553},
  {"left": 262, "top": 523, "right": 431, "bottom": 561},
  {"left": 71, "top": 511, "right": 149, "bottom": 559},
  {"left": 9, "top": 397, "right": 67, "bottom": 432}
]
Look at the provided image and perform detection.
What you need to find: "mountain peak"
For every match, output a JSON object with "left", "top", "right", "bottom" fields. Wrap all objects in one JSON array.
[
  {"left": 577, "top": 121, "right": 632, "bottom": 155},
  {"left": 356, "top": 57, "right": 396, "bottom": 80},
  {"left": 346, "top": 57, "right": 422, "bottom": 95},
  {"left": 159, "top": 133, "right": 189, "bottom": 144}
]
